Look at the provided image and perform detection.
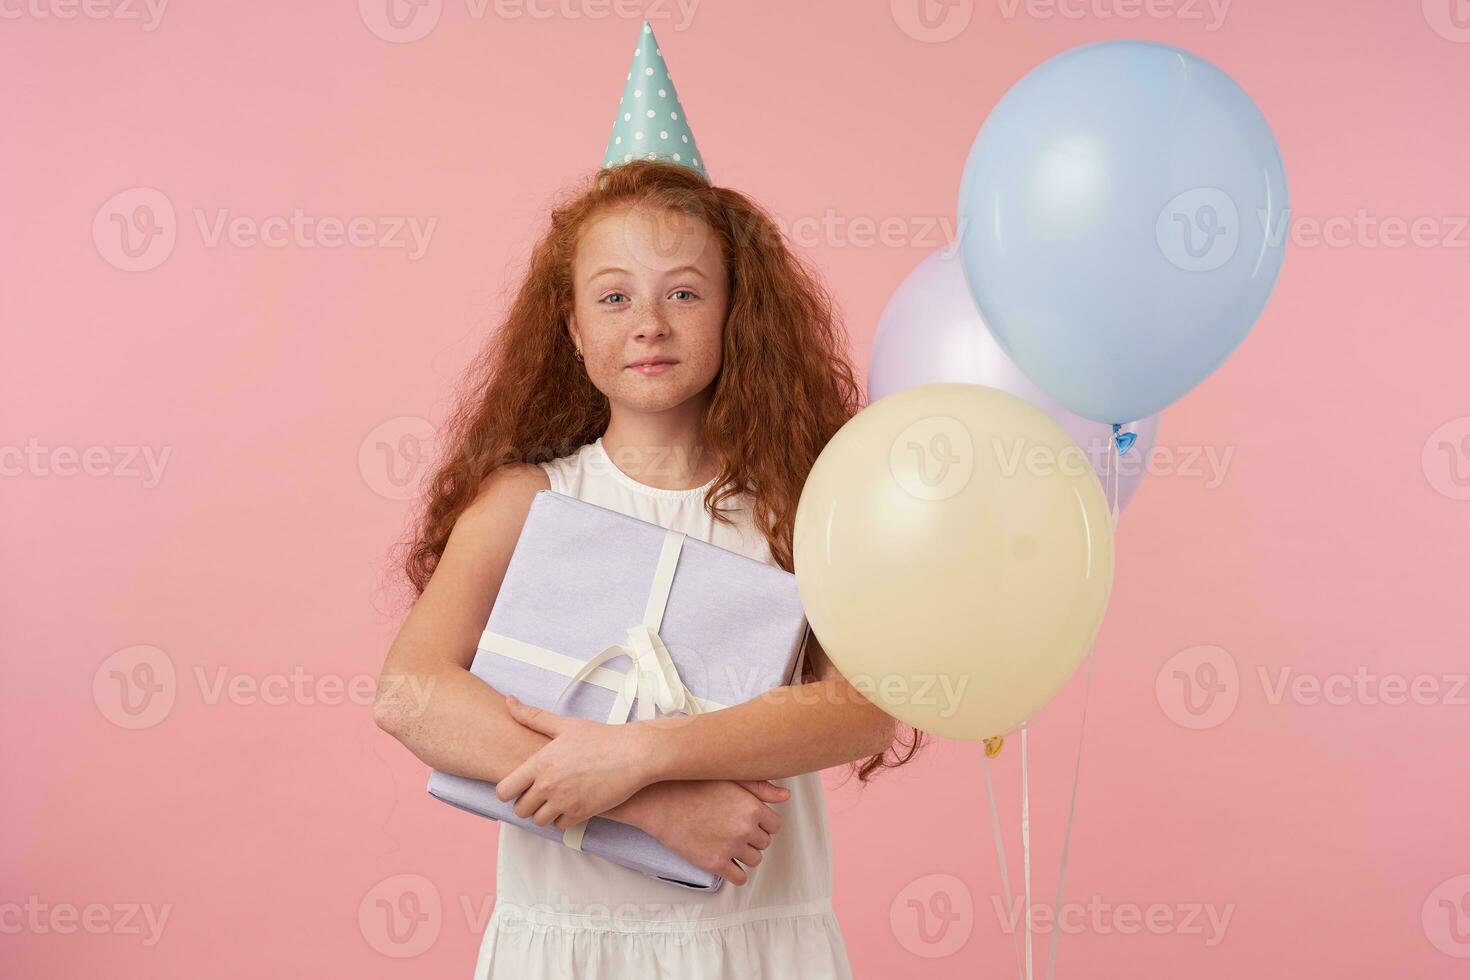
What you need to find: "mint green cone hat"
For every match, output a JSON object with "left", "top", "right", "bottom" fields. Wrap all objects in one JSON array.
[{"left": 602, "top": 20, "right": 708, "bottom": 179}]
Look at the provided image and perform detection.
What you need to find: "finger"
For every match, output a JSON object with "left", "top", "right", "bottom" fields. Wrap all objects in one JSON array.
[
  {"left": 503, "top": 696, "right": 560, "bottom": 736},
  {"left": 748, "top": 828, "right": 773, "bottom": 850},
  {"left": 724, "top": 859, "right": 749, "bottom": 886},
  {"left": 513, "top": 782, "right": 548, "bottom": 820},
  {"left": 531, "top": 801, "right": 560, "bottom": 828},
  {"left": 737, "top": 845, "right": 763, "bottom": 867},
  {"left": 756, "top": 807, "right": 783, "bottom": 836},
  {"left": 495, "top": 763, "right": 534, "bottom": 803},
  {"left": 736, "top": 779, "right": 791, "bottom": 804}
]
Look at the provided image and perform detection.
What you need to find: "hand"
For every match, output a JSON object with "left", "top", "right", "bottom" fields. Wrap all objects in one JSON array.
[
  {"left": 634, "top": 779, "right": 789, "bottom": 886},
  {"left": 495, "top": 695, "right": 660, "bottom": 828}
]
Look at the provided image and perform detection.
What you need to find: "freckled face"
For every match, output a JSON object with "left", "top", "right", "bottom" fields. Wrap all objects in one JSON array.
[{"left": 567, "top": 203, "right": 728, "bottom": 414}]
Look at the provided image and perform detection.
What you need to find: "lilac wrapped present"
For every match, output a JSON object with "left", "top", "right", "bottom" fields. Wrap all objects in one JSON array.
[{"left": 427, "top": 489, "right": 812, "bottom": 891}]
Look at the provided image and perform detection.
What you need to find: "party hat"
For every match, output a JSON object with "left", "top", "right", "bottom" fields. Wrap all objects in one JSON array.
[{"left": 602, "top": 20, "right": 708, "bottom": 179}]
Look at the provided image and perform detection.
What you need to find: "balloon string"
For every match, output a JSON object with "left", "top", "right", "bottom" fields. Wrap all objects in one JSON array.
[
  {"left": 982, "top": 748, "right": 1025, "bottom": 980},
  {"left": 1021, "top": 723, "right": 1033, "bottom": 980},
  {"left": 989, "top": 426, "right": 1117, "bottom": 980},
  {"left": 1044, "top": 647, "right": 1096, "bottom": 980},
  {"left": 1043, "top": 432, "right": 1114, "bottom": 978},
  {"left": 1109, "top": 427, "right": 1120, "bottom": 526}
]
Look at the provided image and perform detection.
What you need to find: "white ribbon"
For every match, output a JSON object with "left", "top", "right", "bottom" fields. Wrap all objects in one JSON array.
[
  {"left": 477, "top": 527, "right": 721, "bottom": 852},
  {"left": 553, "top": 622, "right": 708, "bottom": 725}
]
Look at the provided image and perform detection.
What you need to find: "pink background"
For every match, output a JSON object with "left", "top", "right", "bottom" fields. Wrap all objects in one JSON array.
[{"left": 4, "top": 1, "right": 1469, "bottom": 976}]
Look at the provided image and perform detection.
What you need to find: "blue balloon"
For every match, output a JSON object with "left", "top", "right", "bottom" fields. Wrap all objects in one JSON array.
[{"left": 957, "top": 40, "right": 1289, "bottom": 424}]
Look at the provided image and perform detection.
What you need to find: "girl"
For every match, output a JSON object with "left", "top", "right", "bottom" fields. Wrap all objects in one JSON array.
[{"left": 374, "top": 160, "right": 925, "bottom": 978}]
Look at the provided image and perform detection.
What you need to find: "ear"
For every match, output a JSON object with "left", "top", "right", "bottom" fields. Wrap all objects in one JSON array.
[{"left": 566, "top": 313, "right": 580, "bottom": 351}]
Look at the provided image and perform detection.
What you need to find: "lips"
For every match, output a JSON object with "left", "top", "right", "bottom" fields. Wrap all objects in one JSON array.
[
  {"left": 628, "top": 360, "right": 677, "bottom": 376},
  {"left": 627, "top": 358, "right": 678, "bottom": 368}
]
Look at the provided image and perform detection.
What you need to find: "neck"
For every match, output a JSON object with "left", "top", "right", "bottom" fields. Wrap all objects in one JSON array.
[{"left": 601, "top": 401, "right": 718, "bottom": 491}]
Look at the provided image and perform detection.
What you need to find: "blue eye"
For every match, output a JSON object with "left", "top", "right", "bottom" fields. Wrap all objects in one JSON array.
[
  {"left": 601, "top": 292, "right": 628, "bottom": 304},
  {"left": 671, "top": 289, "right": 696, "bottom": 301}
]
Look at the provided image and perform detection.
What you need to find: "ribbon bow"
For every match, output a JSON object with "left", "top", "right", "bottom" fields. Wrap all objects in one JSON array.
[{"left": 554, "top": 622, "right": 705, "bottom": 724}]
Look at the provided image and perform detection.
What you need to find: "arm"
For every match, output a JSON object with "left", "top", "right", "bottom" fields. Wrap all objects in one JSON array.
[
  {"left": 496, "top": 634, "right": 899, "bottom": 826},
  {"left": 644, "top": 635, "right": 896, "bottom": 782},
  {"left": 370, "top": 464, "right": 666, "bottom": 832}
]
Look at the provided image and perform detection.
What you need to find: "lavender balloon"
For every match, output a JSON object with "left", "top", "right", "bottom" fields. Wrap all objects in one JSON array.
[{"left": 867, "top": 250, "right": 1159, "bottom": 512}]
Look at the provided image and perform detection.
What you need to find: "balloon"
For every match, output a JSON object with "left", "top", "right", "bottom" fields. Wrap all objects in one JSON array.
[
  {"left": 868, "top": 249, "right": 1161, "bottom": 512},
  {"left": 793, "top": 383, "right": 1115, "bottom": 740},
  {"left": 956, "top": 40, "right": 1289, "bottom": 423}
]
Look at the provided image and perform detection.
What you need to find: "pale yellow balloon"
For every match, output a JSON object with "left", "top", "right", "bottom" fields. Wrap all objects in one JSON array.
[{"left": 793, "top": 382, "right": 1115, "bottom": 740}]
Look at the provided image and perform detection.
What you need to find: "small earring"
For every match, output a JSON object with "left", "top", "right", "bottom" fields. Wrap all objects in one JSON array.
[{"left": 573, "top": 346, "right": 584, "bottom": 362}]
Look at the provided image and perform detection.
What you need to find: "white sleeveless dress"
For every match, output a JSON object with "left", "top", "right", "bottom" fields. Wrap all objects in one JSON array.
[{"left": 472, "top": 437, "right": 852, "bottom": 979}]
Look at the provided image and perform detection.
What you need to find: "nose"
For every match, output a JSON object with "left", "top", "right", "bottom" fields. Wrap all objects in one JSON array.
[{"left": 634, "top": 301, "right": 672, "bottom": 342}]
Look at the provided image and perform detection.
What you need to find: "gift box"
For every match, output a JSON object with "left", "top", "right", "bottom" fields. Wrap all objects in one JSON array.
[{"left": 427, "top": 489, "right": 812, "bottom": 891}]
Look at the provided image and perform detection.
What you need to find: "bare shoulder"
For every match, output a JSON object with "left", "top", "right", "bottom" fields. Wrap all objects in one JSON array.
[
  {"left": 419, "top": 462, "right": 550, "bottom": 620},
  {"left": 456, "top": 462, "right": 550, "bottom": 534},
  {"left": 383, "top": 462, "right": 552, "bottom": 676}
]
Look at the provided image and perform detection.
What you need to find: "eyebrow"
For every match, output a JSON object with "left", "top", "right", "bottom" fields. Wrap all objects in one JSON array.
[{"left": 587, "top": 265, "right": 708, "bottom": 281}]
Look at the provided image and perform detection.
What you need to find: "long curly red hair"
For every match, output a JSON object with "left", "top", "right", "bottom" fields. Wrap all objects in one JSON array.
[{"left": 398, "top": 159, "right": 924, "bottom": 782}]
